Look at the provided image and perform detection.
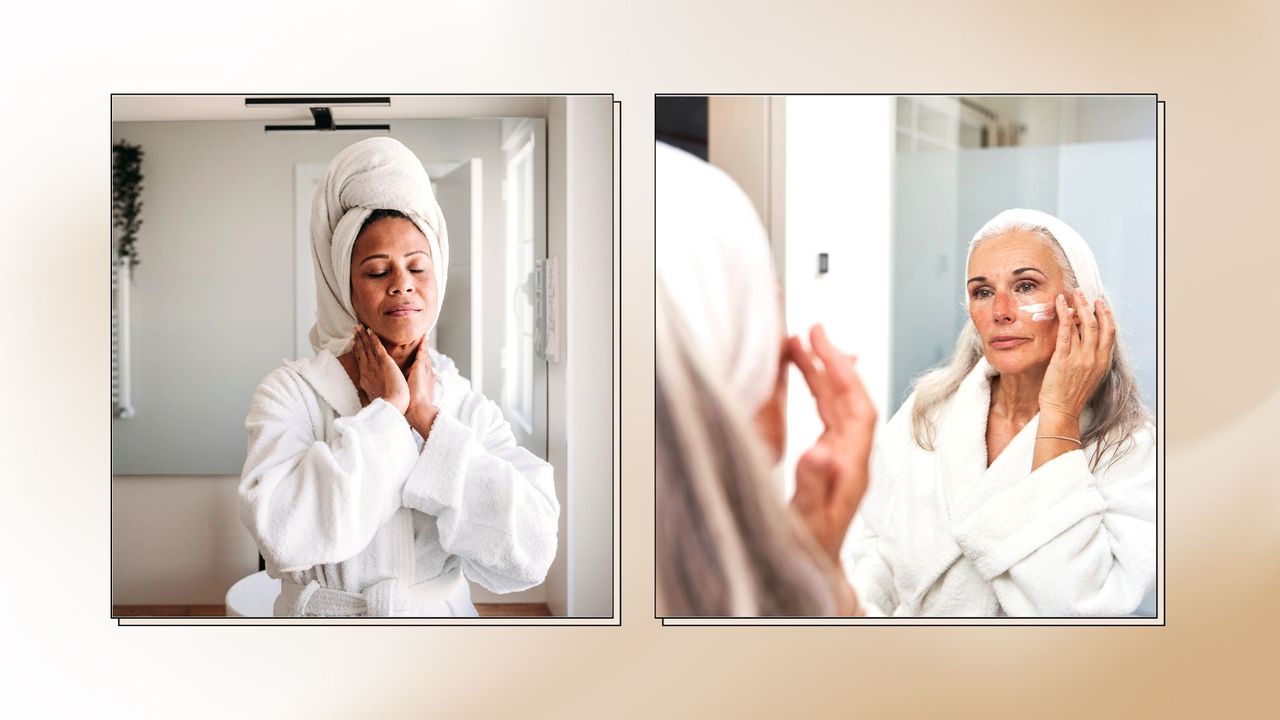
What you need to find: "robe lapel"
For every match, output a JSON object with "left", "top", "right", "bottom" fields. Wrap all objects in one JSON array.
[
  {"left": 935, "top": 358, "right": 997, "bottom": 524},
  {"left": 892, "top": 360, "right": 994, "bottom": 609},
  {"left": 425, "top": 348, "right": 463, "bottom": 418},
  {"left": 288, "top": 347, "right": 467, "bottom": 421},
  {"left": 942, "top": 359, "right": 1090, "bottom": 524},
  {"left": 288, "top": 350, "right": 362, "bottom": 418}
]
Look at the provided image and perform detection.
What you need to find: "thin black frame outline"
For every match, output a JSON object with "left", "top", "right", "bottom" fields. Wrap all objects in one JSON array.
[
  {"left": 109, "top": 92, "right": 622, "bottom": 627},
  {"left": 652, "top": 92, "right": 1166, "bottom": 627}
]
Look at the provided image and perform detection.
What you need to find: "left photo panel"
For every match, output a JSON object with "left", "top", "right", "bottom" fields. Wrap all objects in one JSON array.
[{"left": 110, "top": 95, "right": 618, "bottom": 622}]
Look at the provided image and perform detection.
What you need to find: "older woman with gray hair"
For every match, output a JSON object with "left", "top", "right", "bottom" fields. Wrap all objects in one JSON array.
[
  {"left": 656, "top": 143, "right": 877, "bottom": 617},
  {"left": 843, "top": 208, "right": 1156, "bottom": 617}
]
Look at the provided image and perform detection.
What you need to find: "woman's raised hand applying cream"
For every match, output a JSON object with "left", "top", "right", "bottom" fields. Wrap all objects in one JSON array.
[
  {"left": 787, "top": 324, "right": 877, "bottom": 563},
  {"left": 1034, "top": 289, "right": 1117, "bottom": 467}
]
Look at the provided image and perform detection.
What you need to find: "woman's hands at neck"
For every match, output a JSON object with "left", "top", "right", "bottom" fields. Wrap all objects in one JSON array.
[
  {"left": 382, "top": 337, "right": 425, "bottom": 375},
  {"left": 340, "top": 330, "right": 439, "bottom": 438},
  {"left": 344, "top": 325, "right": 413, "bottom": 413}
]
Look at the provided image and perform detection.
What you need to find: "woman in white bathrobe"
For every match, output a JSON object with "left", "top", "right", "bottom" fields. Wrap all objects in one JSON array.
[
  {"left": 843, "top": 209, "right": 1156, "bottom": 617},
  {"left": 238, "top": 138, "right": 559, "bottom": 617}
]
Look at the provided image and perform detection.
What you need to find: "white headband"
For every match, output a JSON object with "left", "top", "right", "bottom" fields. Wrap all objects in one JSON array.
[{"left": 969, "top": 208, "right": 1105, "bottom": 304}]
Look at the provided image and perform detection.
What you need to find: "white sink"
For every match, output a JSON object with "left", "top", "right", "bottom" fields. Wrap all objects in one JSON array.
[{"left": 225, "top": 570, "right": 280, "bottom": 617}]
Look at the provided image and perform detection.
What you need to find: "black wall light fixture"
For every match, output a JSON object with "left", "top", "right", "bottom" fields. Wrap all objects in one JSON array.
[{"left": 249, "top": 96, "right": 392, "bottom": 133}]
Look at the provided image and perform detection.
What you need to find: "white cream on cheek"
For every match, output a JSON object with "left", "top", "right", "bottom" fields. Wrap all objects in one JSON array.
[{"left": 1017, "top": 302, "right": 1056, "bottom": 322}]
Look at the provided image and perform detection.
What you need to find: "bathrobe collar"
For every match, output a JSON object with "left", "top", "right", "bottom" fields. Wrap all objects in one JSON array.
[
  {"left": 935, "top": 357, "right": 1094, "bottom": 523},
  {"left": 285, "top": 347, "right": 463, "bottom": 419}
]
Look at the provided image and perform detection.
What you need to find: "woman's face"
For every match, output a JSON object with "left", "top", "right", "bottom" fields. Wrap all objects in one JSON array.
[
  {"left": 966, "top": 230, "right": 1071, "bottom": 377},
  {"left": 349, "top": 217, "right": 438, "bottom": 346}
]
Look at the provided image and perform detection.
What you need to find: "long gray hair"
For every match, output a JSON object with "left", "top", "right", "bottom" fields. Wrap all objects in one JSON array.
[
  {"left": 909, "top": 220, "right": 1152, "bottom": 471},
  {"left": 656, "top": 285, "right": 840, "bottom": 617}
]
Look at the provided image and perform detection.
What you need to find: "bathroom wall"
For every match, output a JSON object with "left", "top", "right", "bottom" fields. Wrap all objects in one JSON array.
[
  {"left": 111, "top": 107, "right": 617, "bottom": 614},
  {"left": 110, "top": 118, "right": 506, "bottom": 475},
  {"left": 111, "top": 475, "right": 256, "bottom": 604},
  {"left": 109, "top": 118, "right": 533, "bottom": 607},
  {"left": 543, "top": 96, "right": 616, "bottom": 618},
  {"left": 779, "top": 96, "right": 895, "bottom": 499}
]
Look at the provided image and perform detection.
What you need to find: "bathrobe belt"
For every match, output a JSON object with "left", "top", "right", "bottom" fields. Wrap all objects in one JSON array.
[{"left": 279, "top": 566, "right": 468, "bottom": 617}]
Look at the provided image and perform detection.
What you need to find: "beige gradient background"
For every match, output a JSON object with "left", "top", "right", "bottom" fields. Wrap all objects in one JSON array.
[{"left": 1, "top": 0, "right": 1275, "bottom": 716}]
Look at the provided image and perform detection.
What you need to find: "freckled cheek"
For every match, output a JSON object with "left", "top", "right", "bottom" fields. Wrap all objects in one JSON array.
[
  {"left": 968, "top": 305, "right": 984, "bottom": 331},
  {"left": 1034, "top": 325, "right": 1058, "bottom": 358},
  {"left": 352, "top": 282, "right": 379, "bottom": 318}
]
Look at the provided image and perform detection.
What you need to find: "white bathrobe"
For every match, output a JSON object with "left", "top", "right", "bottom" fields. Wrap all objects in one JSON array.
[
  {"left": 843, "top": 358, "right": 1156, "bottom": 617},
  {"left": 238, "top": 348, "right": 560, "bottom": 617}
]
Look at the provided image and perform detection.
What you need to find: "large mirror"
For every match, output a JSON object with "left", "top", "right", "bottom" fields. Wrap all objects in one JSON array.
[{"left": 657, "top": 94, "right": 1158, "bottom": 618}]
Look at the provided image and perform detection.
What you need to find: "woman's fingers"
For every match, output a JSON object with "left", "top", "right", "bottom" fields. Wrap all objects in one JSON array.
[
  {"left": 810, "top": 324, "right": 856, "bottom": 391},
  {"left": 788, "top": 334, "right": 827, "bottom": 400},
  {"left": 367, "top": 329, "right": 399, "bottom": 376},
  {"left": 800, "top": 325, "right": 877, "bottom": 434},
  {"left": 353, "top": 325, "right": 367, "bottom": 368},
  {"left": 790, "top": 334, "right": 845, "bottom": 428},
  {"left": 415, "top": 335, "right": 432, "bottom": 373},
  {"left": 358, "top": 325, "right": 372, "bottom": 363},
  {"left": 797, "top": 444, "right": 833, "bottom": 476},
  {"left": 371, "top": 330, "right": 390, "bottom": 362},
  {"left": 352, "top": 327, "right": 372, "bottom": 401},
  {"left": 841, "top": 363, "right": 877, "bottom": 430},
  {"left": 1096, "top": 297, "right": 1117, "bottom": 365},
  {"left": 790, "top": 325, "right": 878, "bottom": 562},
  {"left": 364, "top": 329, "right": 378, "bottom": 371},
  {"left": 412, "top": 335, "right": 434, "bottom": 390},
  {"left": 1054, "top": 293, "right": 1074, "bottom": 357},
  {"left": 1075, "top": 289, "right": 1099, "bottom": 353}
]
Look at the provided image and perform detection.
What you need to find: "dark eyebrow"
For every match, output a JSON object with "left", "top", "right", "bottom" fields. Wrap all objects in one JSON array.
[
  {"left": 359, "top": 250, "right": 429, "bottom": 265},
  {"left": 968, "top": 268, "right": 1045, "bottom": 285}
]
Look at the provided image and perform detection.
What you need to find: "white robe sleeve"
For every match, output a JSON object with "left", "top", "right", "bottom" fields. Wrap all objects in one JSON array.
[
  {"left": 239, "top": 368, "right": 420, "bottom": 573},
  {"left": 401, "top": 394, "right": 560, "bottom": 593},
  {"left": 843, "top": 444, "right": 899, "bottom": 617},
  {"left": 951, "top": 427, "right": 1157, "bottom": 616}
]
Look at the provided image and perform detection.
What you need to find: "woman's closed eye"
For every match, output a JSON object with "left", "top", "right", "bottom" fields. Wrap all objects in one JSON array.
[{"left": 366, "top": 266, "right": 428, "bottom": 278}]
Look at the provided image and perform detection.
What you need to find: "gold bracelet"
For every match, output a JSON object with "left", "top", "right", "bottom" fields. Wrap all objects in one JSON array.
[{"left": 1036, "top": 435, "right": 1081, "bottom": 445}]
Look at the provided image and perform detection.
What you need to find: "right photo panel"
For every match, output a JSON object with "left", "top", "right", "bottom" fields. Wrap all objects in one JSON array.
[{"left": 655, "top": 95, "right": 1159, "bottom": 621}]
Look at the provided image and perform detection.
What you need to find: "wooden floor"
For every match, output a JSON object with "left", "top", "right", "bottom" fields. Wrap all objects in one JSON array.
[{"left": 113, "top": 603, "right": 551, "bottom": 618}]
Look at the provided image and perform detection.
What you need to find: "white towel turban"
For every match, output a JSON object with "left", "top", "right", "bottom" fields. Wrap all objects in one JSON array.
[
  {"left": 656, "top": 142, "right": 783, "bottom": 416},
  {"left": 968, "top": 208, "right": 1105, "bottom": 304},
  {"left": 309, "top": 137, "right": 450, "bottom": 355}
]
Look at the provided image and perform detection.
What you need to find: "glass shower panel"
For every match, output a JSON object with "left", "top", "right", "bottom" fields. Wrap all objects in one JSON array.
[
  {"left": 890, "top": 148, "right": 960, "bottom": 414},
  {"left": 1057, "top": 140, "right": 1158, "bottom": 411}
]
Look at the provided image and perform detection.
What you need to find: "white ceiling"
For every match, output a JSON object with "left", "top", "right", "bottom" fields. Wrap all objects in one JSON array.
[{"left": 111, "top": 95, "right": 556, "bottom": 122}]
